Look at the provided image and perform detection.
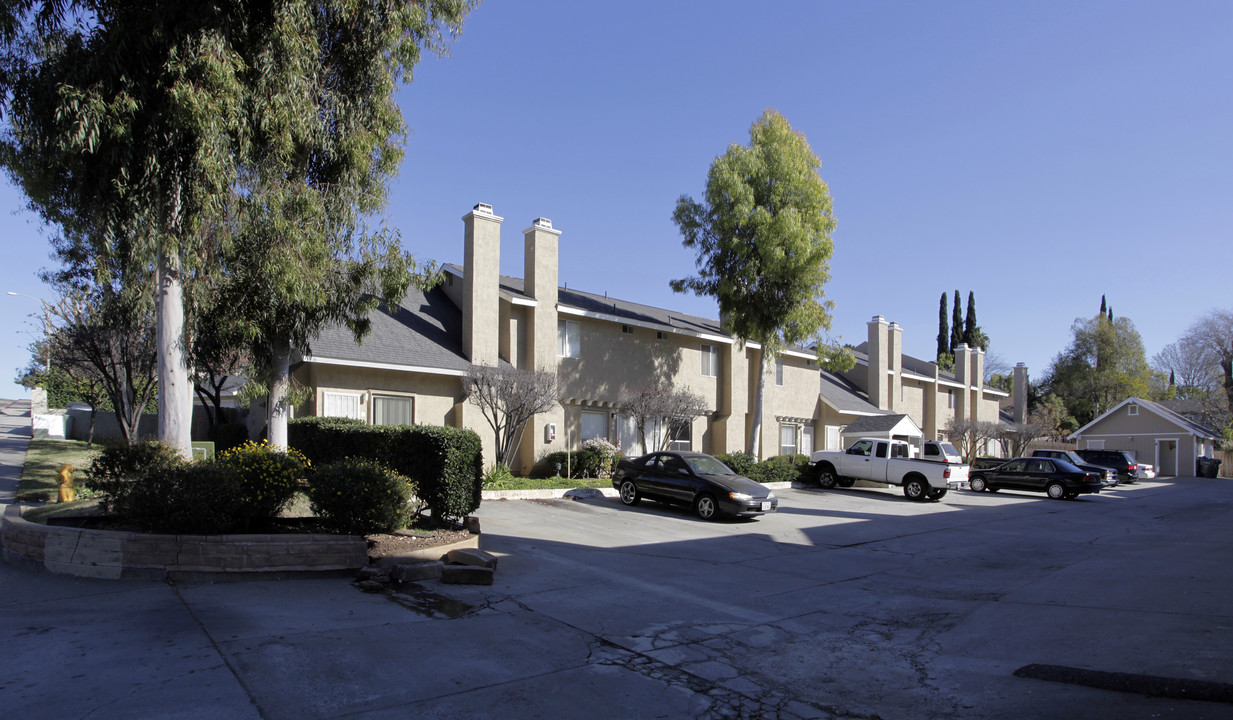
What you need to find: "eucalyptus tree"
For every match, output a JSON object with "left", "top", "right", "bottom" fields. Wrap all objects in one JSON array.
[
  {"left": 1, "top": 1, "right": 474, "bottom": 452},
  {"left": 223, "top": 0, "right": 470, "bottom": 446},
  {"left": 1, "top": 2, "right": 248, "bottom": 455},
  {"left": 672, "top": 109, "right": 837, "bottom": 457}
]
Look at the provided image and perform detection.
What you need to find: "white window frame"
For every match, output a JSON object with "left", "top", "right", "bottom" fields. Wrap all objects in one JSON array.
[
  {"left": 775, "top": 357, "right": 785, "bottom": 386},
  {"left": 558, "top": 319, "right": 580, "bottom": 358},
  {"left": 701, "top": 344, "right": 720, "bottom": 377},
  {"left": 580, "top": 410, "right": 608, "bottom": 442},
  {"left": 1128, "top": 405, "right": 1139, "bottom": 416},
  {"left": 371, "top": 393, "right": 414, "bottom": 426},
  {"left": 780, "top": 423, "right": 799, "bottom": 456},
  {"left": 947, "top": 389, "right": 954, "bottom": 409},
  {"left": 668, "top": 420, "right": 692, "bottom": 452},
  {"left": 322, "top": 391, "right": 363, "bottom": 421}
]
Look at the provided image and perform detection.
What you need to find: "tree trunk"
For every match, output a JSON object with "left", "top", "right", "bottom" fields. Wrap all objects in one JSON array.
[
  {"left": 267, "top": 339, "right": 292, "bottom": 447},
  {"left": 156, "top": 245, "right": 193, "bottom": 458},
  {"left": 749, "top": 349, "right": 767, "bottom": 458}
]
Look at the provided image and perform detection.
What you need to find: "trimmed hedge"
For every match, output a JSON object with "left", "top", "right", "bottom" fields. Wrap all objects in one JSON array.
[
  {"left": 88, "top": 441, "right": 187, "bottom": 515},
  {"left": 748, "top": 454, "right": 811, "bottom": 485},
  {"left": 308, "top": 458, "right": 413, "bottom": 535},
  {"left": 538, "top": 447, "right": 608, "bottom": 479},
  {"left": 288, "top": 417, "right": 483, "bottom": 522},
  {"left": 114, "top": 462, "right": 249, "bottom": 535},
  {"left": 211, "top": 422, "right": 251, "bottom": 454},
  {"left": 715, "top": 451, "right": 757, "bottom": 477}
]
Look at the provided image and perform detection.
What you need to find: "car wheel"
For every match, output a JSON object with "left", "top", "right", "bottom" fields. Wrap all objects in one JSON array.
[
  {"left": 927, "top": 488, "right": 948, "bottom": 501},
  {"left": 969, "top": 476, "right": 987, "bottom": 493},
  {"left": 694, "top": 493, "right": 719, "bottom": 520},
  {"left": 619, "top": 480, "right": 640, "bottom": 506},
  {"left": 837, "top": 476, "right": 855, "bottom": 488},
  {"left": 817, "top": 466, "right": 838, "bottom": 489},
  {"left": 1064, "top": 491, "right": 1078, "bottom": 500},
  {"left": 903, "top": 477, "right": 928, "bottom": 502},
  {"left": 1046, "top": 482, "right": 1066, "bottom": 500}
]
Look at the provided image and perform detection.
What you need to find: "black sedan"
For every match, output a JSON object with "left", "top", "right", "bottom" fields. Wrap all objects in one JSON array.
[
  {"left": 612, "top": 451, "right": 778, "bottom": 520},
  {"left": 968, "top": 457, "right": 1104, "bottom": 500}
]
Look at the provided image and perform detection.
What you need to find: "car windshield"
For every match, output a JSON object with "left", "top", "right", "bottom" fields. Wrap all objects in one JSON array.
[
  {"left": 938, "top": 442, "right": 959, "bottom": 456},
  {"left": 687, "top": 455, "right": 734, "bottom": 475},
  {"left": 1065, "top": 452, "right": 1085, "bottom": 464}
]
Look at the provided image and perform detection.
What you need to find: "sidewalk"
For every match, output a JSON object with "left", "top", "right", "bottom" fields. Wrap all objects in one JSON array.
[{"left": 0, "top": 398, "right": 31, "bottom": 506}]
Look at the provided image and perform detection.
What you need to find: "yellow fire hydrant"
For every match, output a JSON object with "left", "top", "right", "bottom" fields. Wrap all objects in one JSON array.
[{"left": 56, "top": 463, "right": 77, "bottom": 503}]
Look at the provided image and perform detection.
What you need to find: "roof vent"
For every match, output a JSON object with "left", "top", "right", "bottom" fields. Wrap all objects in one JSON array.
[
  {"left": 473, "top": 202, "right": 494, "bottom": 215},
  {"left": 533, "top": 217, "right": 553, "bottom": 229}
]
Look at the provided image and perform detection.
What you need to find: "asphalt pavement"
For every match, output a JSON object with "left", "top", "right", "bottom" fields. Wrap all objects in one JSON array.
[{"left": 2, "top": 402, "right": 1232, "bottom": 719}]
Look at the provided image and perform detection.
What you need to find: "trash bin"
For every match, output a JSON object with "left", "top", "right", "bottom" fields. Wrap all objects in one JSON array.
[{"left": 1196, "top": 457, "right": 1221, "bottom": 478}]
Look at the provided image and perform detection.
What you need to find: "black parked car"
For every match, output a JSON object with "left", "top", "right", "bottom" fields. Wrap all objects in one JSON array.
[
  {"left": 1031, "top": 449, "right": 1119, "bottom": 487},
  {"left": 1075, "top": 449, "right": 1141, "bottom": 484},
  {"left": 968, "top": 457, "right": 1104, "bottom": 500},
  {"left": 612, "top": 451, "right": 778, "bottom": 520}
]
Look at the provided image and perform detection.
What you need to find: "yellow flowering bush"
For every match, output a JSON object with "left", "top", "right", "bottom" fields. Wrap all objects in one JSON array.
[{"left": 217, "top": 440, "right": 310, "bottom": 524}]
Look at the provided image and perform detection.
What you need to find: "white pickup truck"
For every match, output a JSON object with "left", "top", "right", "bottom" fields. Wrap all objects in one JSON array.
[{"left": 808, "top": 438, "right": 969, "bottom": 501}]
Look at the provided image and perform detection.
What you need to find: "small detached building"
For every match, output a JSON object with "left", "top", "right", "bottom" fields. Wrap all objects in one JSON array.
[{"left": 1069, "top": 397, "right": 1223, "bottom": 477}]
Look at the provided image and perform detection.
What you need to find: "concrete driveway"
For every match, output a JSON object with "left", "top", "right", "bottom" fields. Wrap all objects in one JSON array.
[{"left": 4, "top": 463, "right": 1233, "bottom": 719}]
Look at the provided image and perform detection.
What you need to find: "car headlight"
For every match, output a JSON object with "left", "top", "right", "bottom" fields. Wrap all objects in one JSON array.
[
  {"left": 767, "top": 492, "right": 775, "bottom": 499},
  {"left": 730, "top": 492, "right": 753, "bottom": 502}
]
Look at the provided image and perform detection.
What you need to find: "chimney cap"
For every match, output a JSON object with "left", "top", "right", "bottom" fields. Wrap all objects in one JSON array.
[
  {"left": 870, "top": 315, "right": 887, "bottom": 323},
  {"left": 533, "top": 217, "right": 552, "bottom": 229},
  {"left": 1015, "top": 362, "right": 1027, "bottom": 368},
  {"left": 474, "top": 202, "right": 494, "bottom": 215}
]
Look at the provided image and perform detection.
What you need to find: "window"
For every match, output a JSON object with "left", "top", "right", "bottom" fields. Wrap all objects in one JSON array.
[
  {"left": 780, "top": 424, "right": 798, "bottom": 455},
  {"left": 580, "top": 410, "right": 608, "bottom": 442},
  {"left": 875, "top": 442, "right": 889, "bottom": 459},
  {"left": 622, "top": 324, "right": 633, "bottom": 334},
  {"left": 372, "top": 395, "right": 413, "bottom": 426},
  {"left": 947, "top": 389, "right": 954, "bottom": 409},
  {"left": 775, "top": 357, "right": 785, "bottom": 386},
  {"left": 558, "top": 319, "right": 580, "bottom": 358},
  {"left": 322, "top": 392, "right": 362, "bottom": 420},
  {"left": 657, "top": 331, "right": 668, "bottom": 340},
  {"left": 1128, "top": 405, "right": 1139, "bottom": 416},
  {"left": 701, "top": 344, "right": 720, "bottom": 377},
  {"left": 668, "top": 421, "right": 691, "bottom": 452}
]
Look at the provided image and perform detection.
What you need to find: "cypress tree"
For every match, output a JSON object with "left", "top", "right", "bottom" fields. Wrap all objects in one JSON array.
[
  {"left": 950, "top": 289, "right": 963, "bottom": 352},
  {"left": 1108, "top": 307, "right": 1113, "bottom": 323},
  {"left": 963, "top": 291, "right": 977, "bottom": 347},
  {"left": 1100, "top": 295, "right": 1107, "bottom": 316},
  {"left": 937, "top": 292, "right": 949, "bottom": 361}
]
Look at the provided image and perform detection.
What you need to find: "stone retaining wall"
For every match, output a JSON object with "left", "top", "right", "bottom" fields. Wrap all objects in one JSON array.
[{"left": 1, "top": 505, "right": 368, "bottom": 580}]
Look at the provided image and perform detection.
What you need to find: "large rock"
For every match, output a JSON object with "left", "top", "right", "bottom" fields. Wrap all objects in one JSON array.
[
  {"left": 446, "top": 547, "right": 498, "bottom": 569},
  {"left": 391, "top": 560, "right": 444, "bottom": 582},
  {"left": 440, "top": 564, "right": 494, "bottom": 585}
]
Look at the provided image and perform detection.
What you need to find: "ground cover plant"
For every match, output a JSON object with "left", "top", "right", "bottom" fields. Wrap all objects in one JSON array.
[{"left": 17, "top": 438, "right": 102, "bottom": 502}]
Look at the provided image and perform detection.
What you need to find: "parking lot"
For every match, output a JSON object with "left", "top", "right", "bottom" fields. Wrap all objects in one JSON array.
[{"left": 5, "top": 475, "right": 1233, "bottom": 720}]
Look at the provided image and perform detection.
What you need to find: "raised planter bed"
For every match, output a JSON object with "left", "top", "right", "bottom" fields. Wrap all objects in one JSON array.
[{"left": 1, "top": 504, "right": 369, "bottom": 580}]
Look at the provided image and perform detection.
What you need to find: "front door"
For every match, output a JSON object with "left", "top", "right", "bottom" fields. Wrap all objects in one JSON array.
[{"left": 801, "top": 426, "right": 815, "bottom": 456}]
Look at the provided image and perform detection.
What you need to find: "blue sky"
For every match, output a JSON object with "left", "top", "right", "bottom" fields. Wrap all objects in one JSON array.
[{"left": 2, "top": 0, "right": 1230, "bottom": 400}]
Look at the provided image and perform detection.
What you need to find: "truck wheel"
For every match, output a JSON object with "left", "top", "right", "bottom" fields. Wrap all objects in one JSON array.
[
  {"left": 1046, "top": 482, "right": 1066, "bottom": 500},
  {"left": 927, "top": 488, "right": 948, "bottom": 501},
  {"left": 817, "top": 466, "right": 838, "bottom": 489},
  {"left": 903, "top": 477, "right": 928, "bottom": 502},
  {"left": 837, "top": 476, "right": 855, "bottom": 488},
  {"left": 969, "top": 476, "right": 987, "bottom": 493}
]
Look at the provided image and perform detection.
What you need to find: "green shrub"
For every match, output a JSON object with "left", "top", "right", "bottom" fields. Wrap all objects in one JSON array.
[
  {"left": 748, "top": 454, "right": 810, "bottom": 485},
  {"left": 539, "top": 447, "right": 607, "bottom": 479},
  {"left": 217, "top": 440, "right": 310, "bottom": 524},
  {"left": 582, "top": 438, "right": 621, "bottom": 477},
  {"left": 211, "top": 422, "right": 250, "bottom": 455},
  {"left": 288, "top": 418, "right": 482, "bottom": 522},
  {"left": 87, "top": 441, "right": 186, "bottom": 515},
  {"left": 114, "top": 462, "right": 248, "bottom": 535},
  {"left": 307, "top": 458, "right": 413, "bottom": 535},
  {"left": 483, "top": 463, "right": 515, "bottom": 489},
  {"left": 716, "top": 451, "right": 757, "bottom": 477}
]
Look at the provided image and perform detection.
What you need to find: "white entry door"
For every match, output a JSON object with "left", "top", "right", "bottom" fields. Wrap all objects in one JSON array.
[{"left": 801, "top": 426, "right": 815, "bottom": 456}]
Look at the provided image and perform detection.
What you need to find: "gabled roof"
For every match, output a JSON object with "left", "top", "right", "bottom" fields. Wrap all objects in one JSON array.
[
  {"left": 1071, "top": 396, "right": 1221, "bottom": 440},
  {"left": 840, "top": 413, "right": 923, "bottom": 439},
  {"left": 819, "top": 370, "right": 887, "bottom": 416},
  {"left": 303, "top": 284, "right": 471, "bottom": 375}
]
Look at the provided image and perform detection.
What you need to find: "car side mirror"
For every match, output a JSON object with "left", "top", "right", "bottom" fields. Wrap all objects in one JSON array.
[{"left": 677, "top": 468, "right": 690, "bottom": 476}]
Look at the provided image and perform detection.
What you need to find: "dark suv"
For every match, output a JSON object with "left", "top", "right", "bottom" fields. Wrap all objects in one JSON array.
[{"left": 1075, "top": 449, "right": 1141, "bottom": 484}]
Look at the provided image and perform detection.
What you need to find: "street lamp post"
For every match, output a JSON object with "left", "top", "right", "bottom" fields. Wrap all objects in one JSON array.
[{"left": 7, "top": 291, "right": 52, "bottom": 372}]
